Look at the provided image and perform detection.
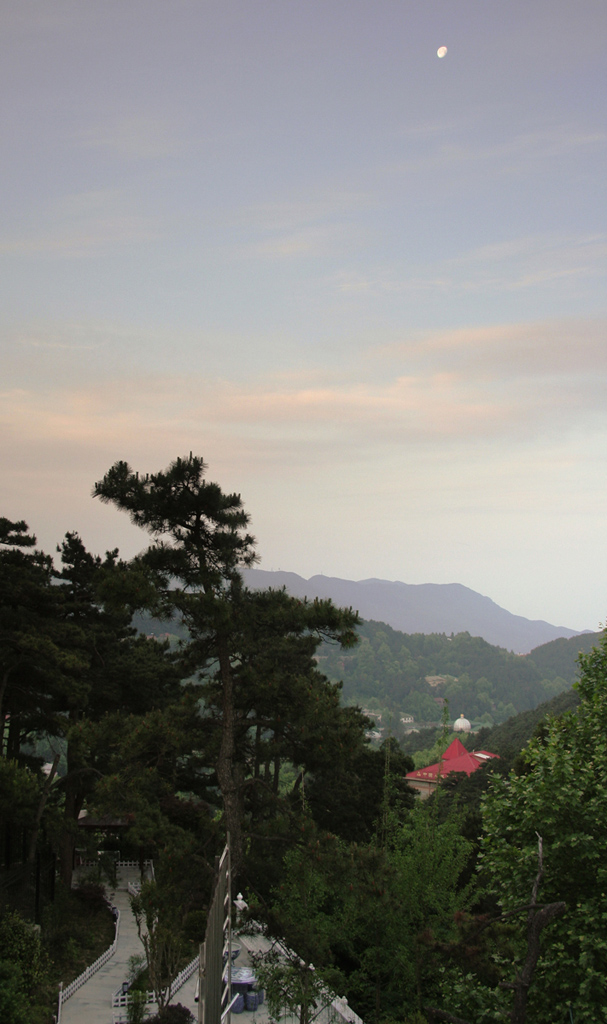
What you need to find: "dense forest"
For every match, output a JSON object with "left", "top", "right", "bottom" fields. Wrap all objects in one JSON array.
[
  {"left": 1, "top": 455, "right": 606, "bottom": 1024},
  {"left": 318, "top": 620, "right": 600, "bottom": 730}
]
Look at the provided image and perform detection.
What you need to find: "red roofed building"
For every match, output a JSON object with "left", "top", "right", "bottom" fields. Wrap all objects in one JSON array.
[{"left": 405, "top": 737, "right": 499, "bottom": 799}]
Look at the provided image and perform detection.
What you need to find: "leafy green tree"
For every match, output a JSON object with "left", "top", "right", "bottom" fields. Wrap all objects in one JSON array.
[
  {"left": 94, "top": 456, "right": 360, "bottom": 875},
  {"left": 389, "top": 800, "right": 472, "bottom": 1016},
  {"left": 131, "top": 879, "right": 186, "bottom": 1009},
  {"left": 94, "top": 455, "right": 258, "bottom": 871},
  {"left": 0, "top": 960, "right": 29, "bottom": 1024},
  {"left": 0, "top": 909, "right": 50, "bottom": 1024},
  {"left": 479, "top": 629, "right": 607, "bottom": 1022},
  {"left": 52, "top": 532, "right": 181, "bottom": 886},
  {"left": 0, "top": 519, "right": 83, "bottom": 763},
  {"left": 305, "top": 738, "right": 414, "bottom": 844},
  {"left": 251, "top": 840, "right": 344, "bottom": 1024}
]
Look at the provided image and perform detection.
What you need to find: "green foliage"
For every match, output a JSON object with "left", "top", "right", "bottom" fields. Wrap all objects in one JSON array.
[
  {"left": 254, "top": 947, "right": 335, "bottom": 1024},
  {"left": 305, "top": 738, "right": 415, "bottom": 844},
  {"left": 389, "top": 800, "right": 473, "bottom": 1012},
  {"left": 320, "top": 621, "right": 566, "bottom": 727},
  {"left": 93, "top": 454, "right": 257, "bottom": 589},
  {"left": 0, "top": 960, "right": 29, "bottom": 1024},
  {"left": 250, "top": 837, "right": 349, "bottom": 1024},
  {"left": 527, "top": 631, "right": 602, "bottom": 683},
  {"left": 250, "top": 800, "right": 473, "bottom": 1024},
  {"left": 94, "top": 456, "right": 362, "bottom": 877},
  {"left": 41, "top": 884, "right": 115, "bottom": 983},
  {"left": 146, "top": 1005, "right": 194, "bottom": 1024},
  {"left": 130, "top": 879, "right": 188, "bottom": 1009},
  {"left": 0, "top": 911, "right": 51, "bottom": 1024},
  {"left": 126, "top": 988, "right": 149, "bottom": 1024},
  {"left": 479, "top": 628, "right": 607, "bottom": 1022},
  {"left": 471, "top": 686, "right": 581, "bottom": 763},
  {"left": 0, "top": 910, "right": 49, "bottom": 990},
  {"left": 0, "top": 759, "right": 40, "bottom": 825}
]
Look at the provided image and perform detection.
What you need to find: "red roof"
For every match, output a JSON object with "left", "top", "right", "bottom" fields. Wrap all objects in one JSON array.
[
  {"left": 406, "top": 738, "right": 499, "bottom": 784},
  {"left": 443, "top": 738, "right": 468, "bottom": 760}
]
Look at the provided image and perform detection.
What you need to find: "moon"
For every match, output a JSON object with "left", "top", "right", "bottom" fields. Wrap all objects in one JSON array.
[{"left": 437, "top": 46, "right": 448, "bottom": 58}]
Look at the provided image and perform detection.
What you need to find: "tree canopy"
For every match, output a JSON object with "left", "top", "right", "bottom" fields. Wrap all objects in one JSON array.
[{"left": 478, "top": 629, "right": 607, "bottom": 1021}]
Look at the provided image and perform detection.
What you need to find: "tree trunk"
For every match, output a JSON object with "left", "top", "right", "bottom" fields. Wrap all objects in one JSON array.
[
  {"left": 0, "top": 669, "right": 10, "bottom": 755},
  {"left": 254, "top": 724, "right": 261, "bottom": 779},
  {"left": 59, "top": 732, "right": 84, "bottom": 888},
  {"left": 6, "top": 711, "right": 21, "bottom": 760},
  {"left": 215, "top": 636, "right": 244, "bottom": 875},
  {"left": 28, "top": 753, "right": 60, "bottom": 864},
  {"left": 272, "top": 749, "right": 281, "bottom": 796},
  {"left": 507, "top": 836, "right": 566, "bottom": 1024},
  {"left": 508, "top": 901, "right": 566, "bottom": 1023}
]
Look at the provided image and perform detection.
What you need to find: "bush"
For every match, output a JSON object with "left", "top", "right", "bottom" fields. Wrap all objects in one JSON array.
[
  {"left": 0, "top": 960, "right": 29, "bottom": 1024},
  {"left": 126, "top": 988, "right": 148, "bottom": 1024},
  {"left": 146, "top": 1004, "right": 195, "bottom": 1024},
  {"left": 73, "top": 881, "right": 108, "bottom": 913}
]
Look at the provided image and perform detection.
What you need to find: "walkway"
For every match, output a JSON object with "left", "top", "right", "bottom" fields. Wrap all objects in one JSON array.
[
  {"left": 61, "top": 864, "right": 147, "bottom": 1024},
  {"left": 58, "top": 871, "right": 355, "bottom": 1024}
]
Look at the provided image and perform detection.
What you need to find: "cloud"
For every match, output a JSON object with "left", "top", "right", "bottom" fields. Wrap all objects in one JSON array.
[
  {"left": 0, "top": 188, "right": 159, "bottom": 257},
  {"left": 3, "top": 317, "right": 606, "bottom": 468},
  {"left": 330, "top": 232, "right": 607, "bottom": 297},
  {"left": 386, "top": 122, "right": 606, "bottom": 182},
  {"left": 381, "top": 318, "right": 607, "bottom": 381},
  {"left": 235, "top": 191, "right": 374, "bottom": 260},
  {"left": 78, "top": 116, "right": 185, "bottom": 160}
]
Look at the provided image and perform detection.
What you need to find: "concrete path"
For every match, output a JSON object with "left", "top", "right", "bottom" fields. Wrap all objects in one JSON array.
[
  {"left": 61, "top": 865, "right": 150, "bottom": 1024},
  {"left": 59, "top": 872, "right": 275, "bottom": 1024}
]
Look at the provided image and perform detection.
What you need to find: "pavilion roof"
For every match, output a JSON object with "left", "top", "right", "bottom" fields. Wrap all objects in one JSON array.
[{"left": 406, "top": 739, "right": 499, "bottom": 784}]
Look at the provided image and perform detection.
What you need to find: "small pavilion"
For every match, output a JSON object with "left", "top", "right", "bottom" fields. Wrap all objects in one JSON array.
[{"left": 405, "top": 736, "right": 499, "bottom": 799}]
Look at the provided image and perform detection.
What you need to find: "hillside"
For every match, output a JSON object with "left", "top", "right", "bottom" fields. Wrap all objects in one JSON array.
[
  {"left": 524, "top": 630, "right": 602, "bottom": 679},
  {"left": 469, "top": 686, "right": 582, "bottom": 758},
  {"left": 241, "top": 569, "right": 584, "bottom": 654},
  {"left": 318, "top": 619, "right": 593, "bottom": 727},
  {"left": 132, "top": 604, "right": 599, "bottom": 729}
]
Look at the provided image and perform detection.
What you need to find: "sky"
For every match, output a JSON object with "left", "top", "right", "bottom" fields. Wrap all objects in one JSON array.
[{"left": 1, "top": 0, "right": 606, "bottom": 631}]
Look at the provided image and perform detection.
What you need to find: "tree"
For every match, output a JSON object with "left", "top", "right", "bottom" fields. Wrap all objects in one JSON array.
[
  {"left": 94, "top": 456, "right": 360, "bottom": 875},
  {"left": 130, "top": 879, "right": 186, "bottom": 1009},
  {"left": 250, "top": 833, "right": 357, "bottom": 1024},
  {"left": 305, "top": 738, "right": 415, "bottom": 844},
  {"left": 0, "top": 909, "right": 50, "bottom": 1024},
  {"left": 0, "top": 519, "right": 82, "bottom": 762},
  {"left": 478, "top": 628, "right": 607, "bottom": 1022},
  {"left": 52, "top": 532, "right": 181, "bottom": 886},
  {"left": 94, "top": 455, "right": 257, "bottom": 871}
]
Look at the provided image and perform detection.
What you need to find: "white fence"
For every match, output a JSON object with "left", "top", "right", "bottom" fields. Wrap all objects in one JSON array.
[
  {"left": 56, "top": 860, "right": 153, "bottom": 1023},
  {"left": 56, "top": 905, "right": 120, "bottom": 1023},
  {"left": 319, "top": 993, "right": 365, "bottom": 1024},
  {"left": 112, "top": 987, "right": 156, "bottom": 1023},
  {"left": 239, "top": 932, "right": 364, "bottom": 1024},
  {"left": 111, "top": 953, "right": 200, "bottom": 1024}
]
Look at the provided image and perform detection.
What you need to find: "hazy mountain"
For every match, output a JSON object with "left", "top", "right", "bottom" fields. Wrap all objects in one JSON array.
[{"left": 241, "top": 569, "right": 584, "bottom": 654}]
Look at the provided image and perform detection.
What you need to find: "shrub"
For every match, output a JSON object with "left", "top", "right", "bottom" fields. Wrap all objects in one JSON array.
[
  {"left": 73, "top": 881, "right": 108, "bottom": 913},
  {"left": 146, "top": 1003, "right": 195, "bottom": 1024}
]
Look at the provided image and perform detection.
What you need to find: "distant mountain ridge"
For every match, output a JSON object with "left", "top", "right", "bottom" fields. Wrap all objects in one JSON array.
[{"left": 241, "top": 569, "right": 584, "bottom": 655}]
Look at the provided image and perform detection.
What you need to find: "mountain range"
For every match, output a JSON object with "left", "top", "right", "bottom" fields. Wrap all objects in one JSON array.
[{"left": 241, "top": 569, "right": 585, "bottom": 655}]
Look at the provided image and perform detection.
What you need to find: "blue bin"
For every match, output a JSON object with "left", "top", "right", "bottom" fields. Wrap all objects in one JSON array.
[
  {"left": 245, "top": 991, "right": 259, "bottom": 1011},
  {"left": 232, "top": 994, "right": 245, "bottom": 1014}
]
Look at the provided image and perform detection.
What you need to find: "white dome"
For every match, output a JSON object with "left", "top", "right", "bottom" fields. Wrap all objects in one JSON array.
[{"left": 453, "top": 713, "right": 471, "bottom": 732}]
